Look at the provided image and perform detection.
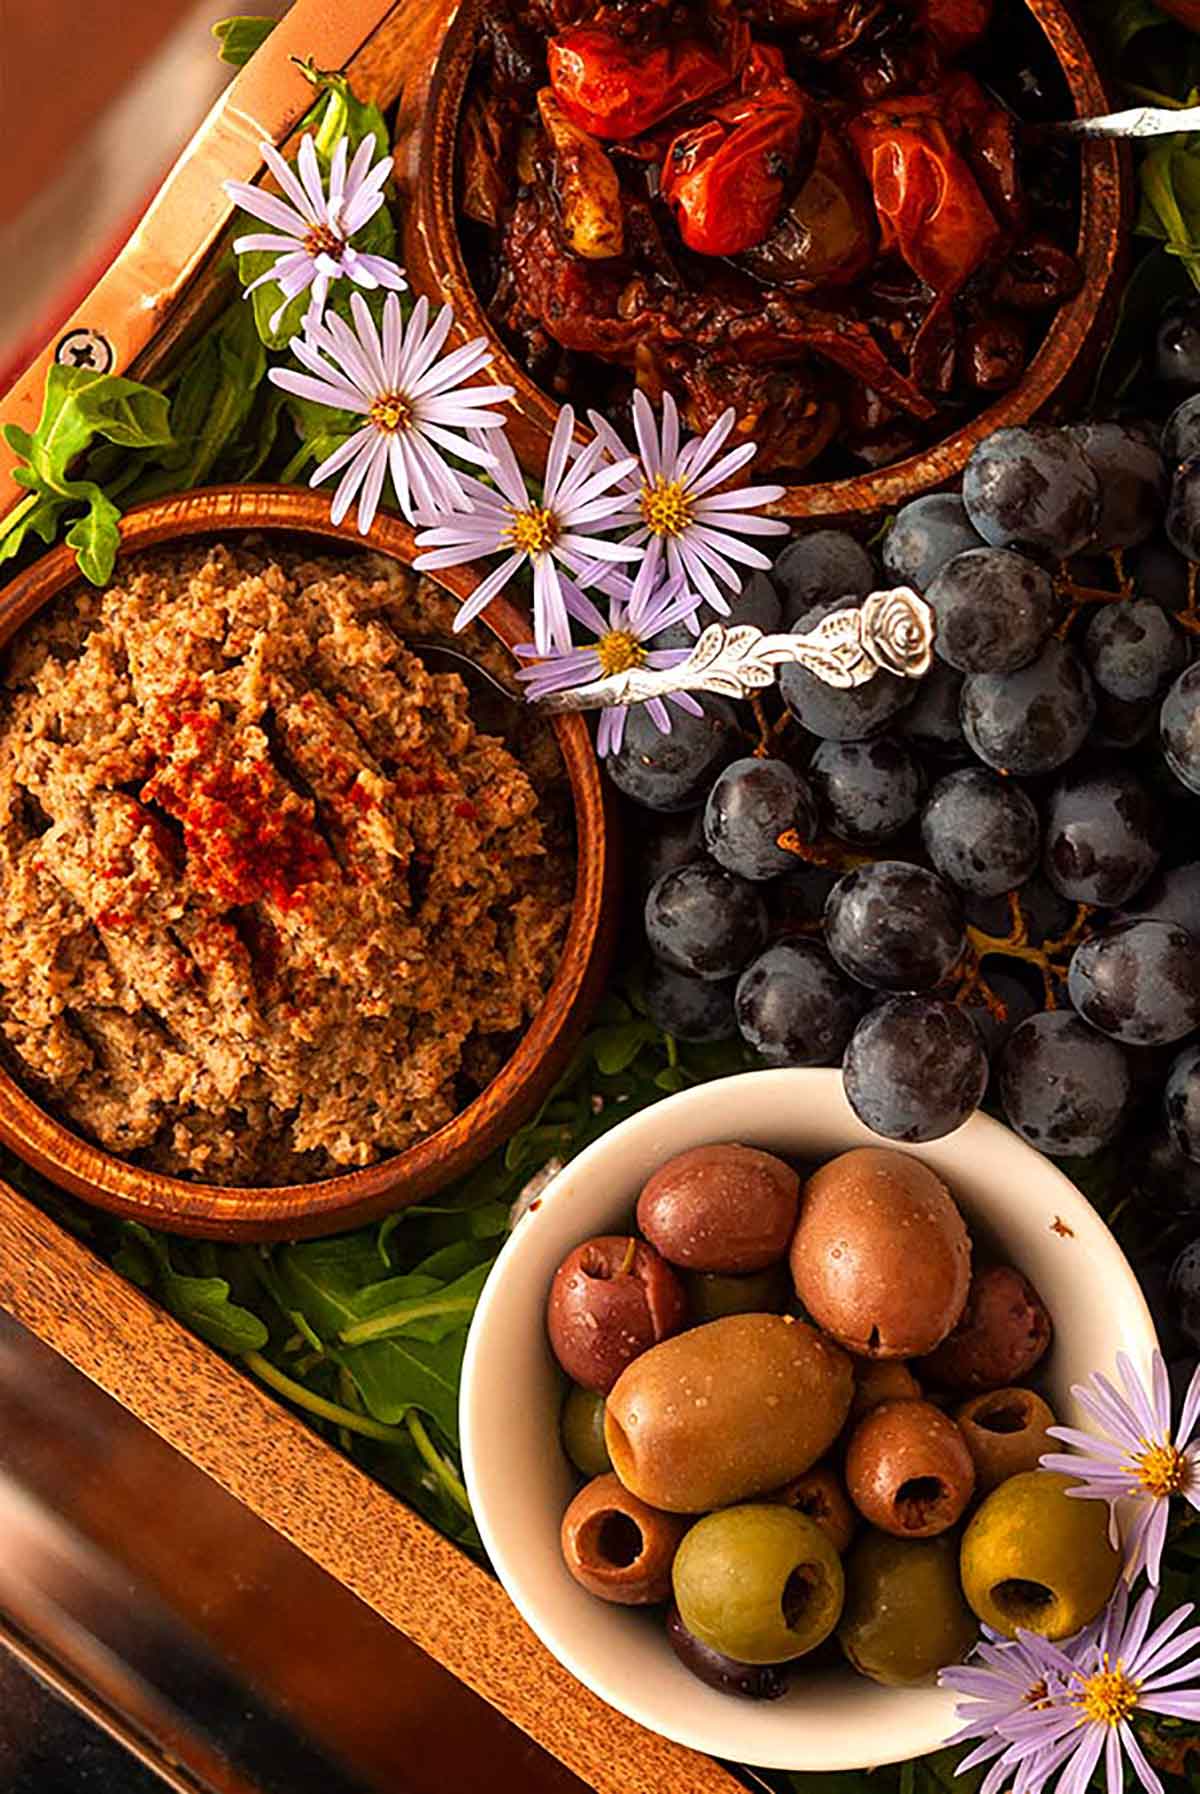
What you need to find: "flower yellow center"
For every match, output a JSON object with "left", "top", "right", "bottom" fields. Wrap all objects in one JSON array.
[
  {"left": 640, "top": 475, "right": 693, "bottom": 539},
  {"left": 1075, "top": 1660, "right": 1140, "bottom": 1728},
  {"left": 1129, "top": 1439, "right": 1189, "bottom": 1498},
  {"left": 304, "top": 222, "right": 345, "bottom": 258},
  {"left": 368, "top": 391, "right": 413, "bottom": 435},
  {"left": 505, "top": 505, "right": 558, "bottom": 558},
  {"left": 596, "top": 630, "right": 646, "bottom": 677}
]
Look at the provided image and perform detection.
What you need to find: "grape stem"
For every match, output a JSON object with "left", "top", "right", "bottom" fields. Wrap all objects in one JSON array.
[
  {"left": 775, "top": 829, "right": 872, "bottom": 871},
  {"left": 957, "top": 889, "right": 1094, "bottom": 1009}
]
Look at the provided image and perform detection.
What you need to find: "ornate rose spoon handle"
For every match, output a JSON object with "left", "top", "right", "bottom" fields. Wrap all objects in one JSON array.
[{"left": 538, "top": 587, "right": 935, "bottom": 715}]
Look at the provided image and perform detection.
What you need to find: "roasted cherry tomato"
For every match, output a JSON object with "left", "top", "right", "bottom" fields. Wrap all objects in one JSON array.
[
  {"left": 848, "top": 106, "right": 1000, "bottom": 301},
  {"left": 547, "top": 25, "right": 740, "bottom": 140},
  {"left": 919, "top": 0, "right": 993, "bottom": 56}
]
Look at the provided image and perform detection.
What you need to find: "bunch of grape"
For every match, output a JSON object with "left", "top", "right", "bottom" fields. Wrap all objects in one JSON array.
[{"left": 610, "top": 305, "right": 1200, "bottom": 1253}]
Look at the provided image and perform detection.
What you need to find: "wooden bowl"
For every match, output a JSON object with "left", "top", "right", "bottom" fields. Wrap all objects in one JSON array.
[
  {"left": 0, "top": 487, "right": 619, "bottom": 1241},
  {"left": 397, "top": 0, "right": 1129, "bottom": 521}
]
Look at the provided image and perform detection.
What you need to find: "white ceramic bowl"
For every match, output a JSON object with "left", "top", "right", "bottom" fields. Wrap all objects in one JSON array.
[{"left": 460, "top": 1069, "right": 1158, "bottom": 1772}]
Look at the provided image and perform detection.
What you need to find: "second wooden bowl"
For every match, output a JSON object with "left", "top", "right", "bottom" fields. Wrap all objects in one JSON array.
[
  {"left": 397, "top": 0, "right": 1129, "bottom": 522},
  {"left": 0, "top": 487, "right": 618, "bottom": 1241}
]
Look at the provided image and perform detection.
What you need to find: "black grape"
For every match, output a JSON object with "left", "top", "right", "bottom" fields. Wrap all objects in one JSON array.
[
  {"left": 636, "top": 810, "right": 705, "bottom": 894},
  {"left": 606, "top": 696, "right": 737, "bottom": 812},
  {"left": 809, "top": 737, "right": 923, "bottom": 844},
  {"left": 999, "top": 1011, "right": 1131, "bottom": 1157},
  {"left": 824, "top": 861, "right": 964, "bottom": 992},
  {"left": 767, "top": 862, "right": 841, "bottom": 931},
  {"left": 1165, "top": 1044, "right": 1200, "bottom": 1162},
  {"left": 962, "top": 425, "right": 1099, "bottom": 559},
  {"left": 843, "top": 996, "right": 988, "bottom": 1142},
  {"left": 926, "top": 548, "right": 1056, "bottom": 675},
  {"left": 899, "top": 660, "right": 967, "bottom": 760},
  {"left": 735, "top": 941, "right": 864, "bottom": 1066},
  {"left": 1043, "top": 760, "right": 1160, "bottom": 906},
  {"left": 960, "top": 640, "right": 1096, "bottom": 776},
  {"left": 645, "top": 861, "right": 768, "bottom": 980},
  {"left": 1090, "top": 692, "right": 1159, "bottom": 750},
  {"left": 644, "top": 961, "right": 737, "bottom": 1044},
  {"left": 1156, "top": 296, "right": 1200, "bottom": 390},
  {"left": 921, "top": 768, "right": 1040, "bottom": 897},
  {"left": 1068, "top": 919, "right": 1200, "bottom": 1045},
  {"left": 653, "top": 569, "right": 781, "bottom": 649},
  {"left": 1127, "top": 535, "right": 1192, "bottom": 611},
  {"left": 781, "top": 600, "right": 917, "bottom": 740},
  {"left": 1067, "top": 421, "right": 1165, "bottom": 550},
  {"left": 963, "top": 969, "right": 1041, "bottom": 1066},
  {"left": 704, "top": 757, "right": 817, "bottom": 881},
  {"left": 1083, "top": 601, "right": 1186, "bottom": 702},
  {"left": 775, "top": 531, "right": 875, "bottom": 628},
  {"left": 1166, "top": 458, "right": 1200, "bottom": 563},
  {"left": 882, "top": 494, "right": 984, "bottom": 592},
  {"left": 1164, "top": 394, "right": 1200, "bottom": 468},
  {"left": 1168, "top": 1240, "right": 1200, "bottom": 1355},
  {"left": 1126, "top": 860, "right": 1200, "bottom": 936},
  {"left": 1162, "top": 663, "right": 1200, "bottom": 795}
]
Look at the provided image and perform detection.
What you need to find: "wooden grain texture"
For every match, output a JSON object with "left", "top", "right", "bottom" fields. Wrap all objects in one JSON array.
[
  {"left": 0, "top": 1180, "right": 746, "bottom": 1794},
  {"left": 0, "top": 487, "right": 619, "bottom": 1241},
  {"left": 396, "top": 0, "right": 1130, "bottom": 521}
]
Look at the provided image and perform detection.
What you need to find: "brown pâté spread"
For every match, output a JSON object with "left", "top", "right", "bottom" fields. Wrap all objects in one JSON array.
[{"left": 0, "top": 541, "right": 573, "bottom": 1185}]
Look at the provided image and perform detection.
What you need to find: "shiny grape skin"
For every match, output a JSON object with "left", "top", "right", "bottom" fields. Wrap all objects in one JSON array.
[
  {"left": 704, "top": 757, "right": 818, "bottom": 881},
  {"left": 882, "top": 494, "right": 984, "bottom": 592},
  {"left": 1164, "top": 394, "right": 1200, "bottom": 469},
  {"left": 926, "top": 548, "right": 1056, "bottom": 675},
  {"left": 1126, "top": 860, "right": 1200, "bottom": 936},
  {"left": 735, "top": 940, "right": 865, "bottom": 1067},
  {"left": 1127, "top": 535, "right": 1193, "bottom": 611},
  {"left": 645, "top": 861, "right": 768, "bottom": 982},
  {"left": 781, "top": 600, "right": 918, "bottom": 740},
  {"left": 1166, "top": 458, "right": 1200, "bottom": 564},
  {"left": 1068, "top": 920, "right": 1200, "bottom": 1046},
  {"left": 921, "top": 768, "right": 1040, "bottom": 898},
  {"left": 999, "top": 1011, "right": 1132, "bottom": 1157},
  {"left": 824, "top": 861, "right": 965, "bottom": 993},
  {"left": 962, "top": 425, "right": 1100, "bottom": 559},
  {"left": 842, "top": 996, "right": 989, "bottom": 1142},
  {"left": 636, "top": 809, "right": 705, "bottom": 896},
  {"left": 1067, "top": 422, "right": 1165, "bottom": 551},
  {"left": 1165, "top": 1044, "right": 1200, "bottom": 1163},
  {"left": 1162, "top": 663, "right": 1200, "bottom": 795},
  {"left": 1042, "top": 760, "right": 1161, "bottom": 907},
  {"left": 1167, "top": 1240, "right": 1200, "bottom": 1355},
  {"left": 1085, "top": 601, "right": 1187, "bottom": 706},
  {"left": 960, "top": 640, "right": 1096, "bottom": 777},
  {"left": 644, "top": 961, "right": 737, "bottom": 1044},
  {"left": 606, "top": 695, "right": 738, "bottom": 812},
  {"left": 1156, "top": 297, "right": 1200, "bottom": 390},
  {"left": 775, "top": 531, "right": 875, "bottom": 628},
  {"left": 900, "top": 660, "right": 968, "bottom": 760},
  {"left": 809, "top": 737, "right": 924, "bottom": 845}
]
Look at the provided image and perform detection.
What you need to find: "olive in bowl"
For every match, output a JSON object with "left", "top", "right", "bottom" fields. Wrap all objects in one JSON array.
[{"left": 460, "top": 1068, "right": 1159, "bottom": 1772}]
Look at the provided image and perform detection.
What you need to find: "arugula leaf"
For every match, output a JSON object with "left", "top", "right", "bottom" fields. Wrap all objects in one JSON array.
[
  {"left": 335, "top": 1330, "right": 467, "bottom": 1440},
  {"left": 337, "top": 1261, "right": 493, "bottom": 1346},
  {"left": 211, "top": 15, "right": 277, "bottom": 66},
  {"left": 115, "top": 1223, "right": 269, "bottom": 1354},
  {"left": 1138, "top": 131, "right": 1200, "bottom": 289}
]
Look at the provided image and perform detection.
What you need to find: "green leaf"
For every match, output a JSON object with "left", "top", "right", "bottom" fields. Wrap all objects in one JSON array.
[
  {"left": 1138, "top": 136, "right": 1200, "bottom": 291},
  {"left": 335, "top": 1330, "right": 467, "bottom": 1440},
  {"left": 64, "top": 486, "right": 123, "bottom": 584},
  {"left": 591, "top": 1020, "right": 657, "bottom": 1076},
  {"left": 117, "top": 1223, "right": 269, "bottom": 1354},
  {"left": 212, "top": 15, "right": 277, "bottom": 65},
  {"left": 1094, "top": 0, "right": 1168, "bottom": 58},
  {"left": 337, "top": 1261, "right": 492, "bottom": 1346}
]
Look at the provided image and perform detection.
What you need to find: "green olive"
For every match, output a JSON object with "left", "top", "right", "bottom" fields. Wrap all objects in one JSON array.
[
  {"left": 685, "top": 1264, "right": 792, "bottom": 1323},
  {"left": 839, "top": 1531, "right": 977, "bottom": 1686},
  {"left": 673, "top": 1505, "right": 845, "bottom": 1665},
  {"left": 960, "top": 1471, "right": 1120, "bottom": 1639},
  {"left": 561, "top": 1385, "right": 612, "bottom": 1476}
]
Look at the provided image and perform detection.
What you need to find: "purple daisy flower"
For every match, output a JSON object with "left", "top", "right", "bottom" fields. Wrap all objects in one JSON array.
[
  {"left": 940, "top": 1630, "right": 1077, "bottom": 1794},
  {"left": 225, "top": 133, "right": 406, "bottom": 332},
  {"left": 1040, "top": 1350, "right": 1200, "bottom": 1587},
  {"left": 514, "top": 564, "right": 704, "bottom": 754},
  {"left": 413, "top": 407, "right": 641, "bottom": 655},
  {"left": 998, "top": 1584, "right": 1200, "bottom": 1794},
  {"left": 268, "top": 293, "right": 513, "bottom": 534},
  {"left": 588, "top": 390, "right": 788, "bottom": 619}
]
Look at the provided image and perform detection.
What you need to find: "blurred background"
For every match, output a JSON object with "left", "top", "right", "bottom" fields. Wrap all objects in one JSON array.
[{"left": 0, "top": 0, "right": 291, "bottom": 383}]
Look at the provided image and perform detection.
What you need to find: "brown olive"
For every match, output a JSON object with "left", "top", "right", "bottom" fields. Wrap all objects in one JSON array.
[
  {"left": 770, "top": 1462, "right": 856, "bottom": 1554},
  {"left": 791, "top": 1148, "right": 971, "bottom": 1358},
  {"left": 637, "top": 1144, "right": 800, "bottom": 1273},
  {"left": 849, "top": 1358, "right": 922, "bottom": 1424},
  {"left": 955, "top": 1387, "right": 1058, "bottom": 1494},
  {"left": 605, "top": 1313, "right": 853, "bottom": 1512},
  {"left": 560, "top": 1473, "right": 688, "bottom": 1604},
  {"left": 547, "top": 1235, "right": 686, "bottom": 1394},
  {"left": 918, "top": 1263, "right": 1052, "bottom": 1393},
  {"left": 845, "top": 1399, "right": 976, "bottom": 1537}
]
